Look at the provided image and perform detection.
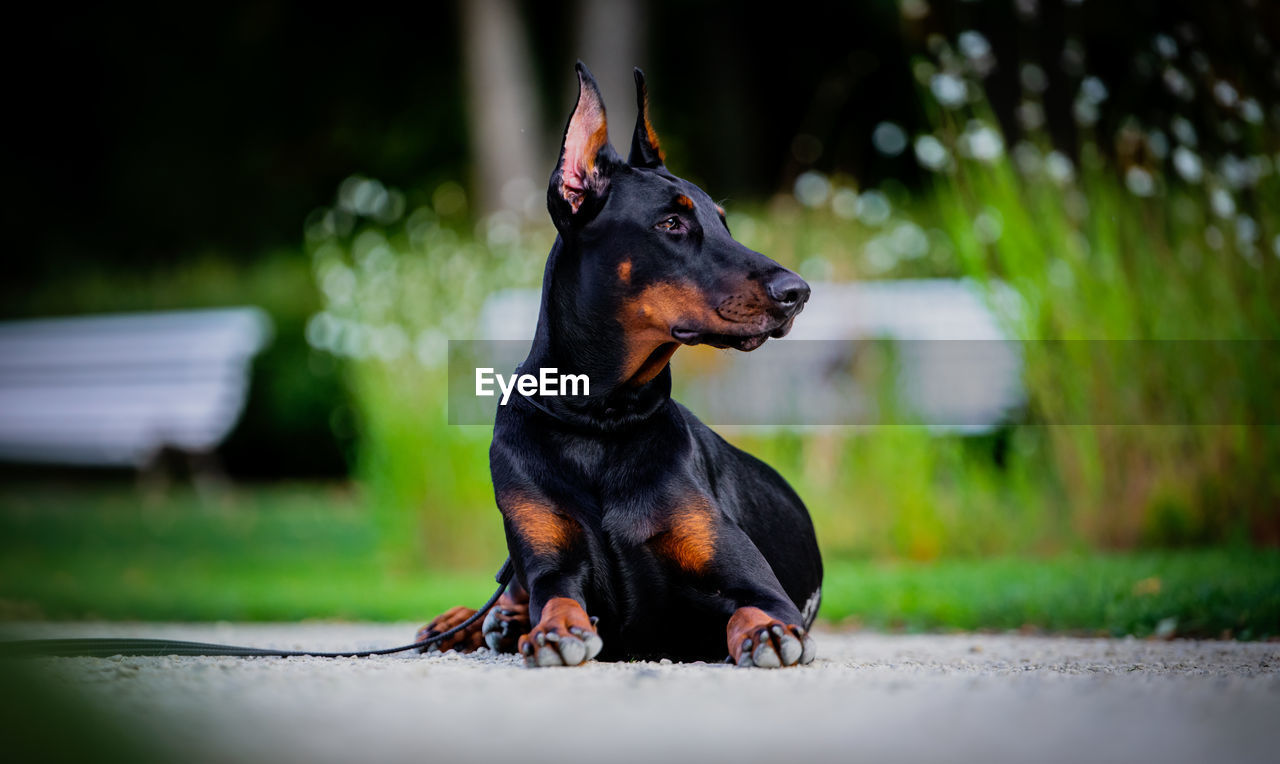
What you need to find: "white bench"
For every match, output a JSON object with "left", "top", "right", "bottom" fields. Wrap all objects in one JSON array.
[{"left": 0, "top": 307, "right": 272, "bottom": 468}]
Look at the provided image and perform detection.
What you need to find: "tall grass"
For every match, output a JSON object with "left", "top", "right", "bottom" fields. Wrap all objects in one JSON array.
[{"left": 912, "top": 41, "right": 1280, "bottom": 547}]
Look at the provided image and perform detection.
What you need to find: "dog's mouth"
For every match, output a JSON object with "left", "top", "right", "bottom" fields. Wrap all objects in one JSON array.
[{"left": 672, "top": 314, "right": 798, "bottom": 352}]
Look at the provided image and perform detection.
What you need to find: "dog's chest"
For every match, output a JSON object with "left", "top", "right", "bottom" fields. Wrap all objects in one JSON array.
[{"left": 543, "top": 418, "right": 709, "bottom": 547}]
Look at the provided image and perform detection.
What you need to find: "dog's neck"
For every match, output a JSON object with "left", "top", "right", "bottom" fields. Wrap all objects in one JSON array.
[{"left": 519, "top": 236, "right": 675, "bottom": 430}]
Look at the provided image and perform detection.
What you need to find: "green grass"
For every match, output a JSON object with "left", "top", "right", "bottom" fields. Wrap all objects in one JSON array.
[
  {"left": 0, "top": 481, "right": 500, "bottom": 622},
  {"left": 1, "top": 482, "right": 1276, "bottom": 638},
  {"left": 823, "top": 551, "right": 1280, "bottom": 639}
]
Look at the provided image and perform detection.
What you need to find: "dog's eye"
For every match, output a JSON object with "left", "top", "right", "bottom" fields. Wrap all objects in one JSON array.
[{"left": 655, "top": 216, "right": 683, "bottom": 232}]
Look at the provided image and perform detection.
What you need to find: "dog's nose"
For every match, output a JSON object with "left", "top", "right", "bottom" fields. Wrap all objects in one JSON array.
[{"left": 764, "top": 270, "right": 810, "bottom": 313}]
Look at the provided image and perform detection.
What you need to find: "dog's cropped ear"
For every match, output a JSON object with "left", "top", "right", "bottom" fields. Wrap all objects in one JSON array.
[
  {"left": 628, "top": 68, "right": 664, "bottom": 169},
  {"left": 550, "top": 62, "right": 615, "bottom": 227}
]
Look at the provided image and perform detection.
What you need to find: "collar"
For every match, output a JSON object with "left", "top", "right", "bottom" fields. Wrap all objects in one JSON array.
[
  {"left": 511, "top": 362, "right": 578, "bottom": 425},
  {"left": 510, "top": 361, "right": 670, "bottom": 432}
]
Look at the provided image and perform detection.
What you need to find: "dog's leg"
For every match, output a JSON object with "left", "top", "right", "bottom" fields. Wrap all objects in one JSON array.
[
  {"left": 481, "top": 578, "right": 531, "bottom": 653},
  {"left": 512, "top": 556, "right": 604, "bottom": 667},
  {"left": 716, "top": 535, "right": 818, "bottom": 668},
  {"left": 663, "top": 520, "right": 817, "bottom": 668},
  {"left": 725, "top": 605, "right": 816, "bottom": 668},
  {"left": 414, "top": 606, "right": 486, "bottom": 654},
  {"left": 517, "top": 595, "right": 603, "bottom": 668},
  {"left": 498, "top": 499, "right": 604, "bottom": 668},
  {"left": 415, "top": 579, "right": 531, "bottom": 654}
]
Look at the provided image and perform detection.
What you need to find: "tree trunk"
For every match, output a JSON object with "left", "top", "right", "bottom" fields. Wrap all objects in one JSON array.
[
  {"left": 576, "top": 0, "right": 647, "bottom": 153},
  {"left": 460, "top": 0, "right": 543, "bottom": 217}
]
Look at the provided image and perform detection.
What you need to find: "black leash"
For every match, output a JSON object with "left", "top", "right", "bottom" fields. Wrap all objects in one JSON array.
[{"left": 0, "top": 559, "right": 513, "bottom": 659}]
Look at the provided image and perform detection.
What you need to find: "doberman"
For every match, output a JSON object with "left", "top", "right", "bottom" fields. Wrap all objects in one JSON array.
[{"left": 417, "top": 63, "right": 822, "bottom": 668}]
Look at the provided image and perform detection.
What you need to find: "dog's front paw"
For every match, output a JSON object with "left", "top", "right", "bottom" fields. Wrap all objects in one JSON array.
[
  {"left": 727, "top": 606, "right": 816, "bottom": 668},
  {"left": 482, "top": 593, "right": 531, "bottom": 653},
  {"left": 415, "top": 606, "right": 484, "bottom": 653},
  {"left": 518, "top": 597, "right": 603, "bottom": 668}
]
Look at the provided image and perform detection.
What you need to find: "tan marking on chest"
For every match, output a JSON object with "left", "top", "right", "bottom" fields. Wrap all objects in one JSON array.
[
  {"left": 505, "top": 496, "right": 576, "bottom": 557},
  {"left": 654, "top": 497, "right": 717, "bottom": 573}
]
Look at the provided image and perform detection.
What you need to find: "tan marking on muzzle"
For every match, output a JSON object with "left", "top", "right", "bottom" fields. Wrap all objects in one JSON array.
[{"left": 616, "top": 281, "right": 716, "bottom": 386}]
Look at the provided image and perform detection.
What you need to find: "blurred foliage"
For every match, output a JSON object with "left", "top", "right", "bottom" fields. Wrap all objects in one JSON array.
[
  {"left": 914, "top": 31, "right": 1280, "bottom": 547},
  {"left": 1, "top": 482, "right": 1275, "bottom": 638},
  {"left": 738, "top": 428, "right": 1058, "bottom": 560},
  {"left": 301, "top": 176, "right": 545, "bottom": 566}
]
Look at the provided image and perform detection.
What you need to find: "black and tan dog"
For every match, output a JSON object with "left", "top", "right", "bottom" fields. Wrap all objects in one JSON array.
[{"left": 418, "top": 63, "right": 821, "bottom": 668}]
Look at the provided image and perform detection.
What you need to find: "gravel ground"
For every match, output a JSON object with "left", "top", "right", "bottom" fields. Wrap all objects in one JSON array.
[{"left": 6, "top": 622, "right": 1279, "bottom": 764}]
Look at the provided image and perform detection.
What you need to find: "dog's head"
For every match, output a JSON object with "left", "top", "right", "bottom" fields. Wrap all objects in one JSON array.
[{"left": 547, "top": 63, "right": 809, "bottom": 385}]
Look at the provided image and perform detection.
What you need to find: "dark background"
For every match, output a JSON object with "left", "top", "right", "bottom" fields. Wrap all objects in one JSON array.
[{"left": 5, "top": 1, "right": 1276, "bottom": 284}]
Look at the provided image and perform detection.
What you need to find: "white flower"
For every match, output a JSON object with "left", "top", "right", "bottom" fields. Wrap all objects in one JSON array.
[
  {"left": 1210, "top": 188, "right": 1235, "bottom": 219},
  {"left": 961, "top": 122, "right": 1004, "bottom": 162},
  {"left": 872, "top": 122, "right": 908, "bottom": 156},
  {"left": 914, "top": 135, "right": 951, "bottom": 171},
  {"left": 1172, "top": 146, "right": 1203, "bottom": 183},
  {"left": 931, "top": 73, "right": 968, "bottom": 108},
  {"left": 1045, "top": 151, "right": 1075, "bottom": 184},
  {"left": 1125, "top": 167, "right": 1155, "bottom": 197},
  {"left": 856, "top": 190, "right": 892, "bottom": 226},
  {"left": 793, "top": 171, "right": 831, "bottom": 208}
]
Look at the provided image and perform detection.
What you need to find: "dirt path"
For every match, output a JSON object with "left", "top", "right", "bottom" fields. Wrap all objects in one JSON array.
[{"left": 10, "top": 622, "right": 1279, "bottom": 763}]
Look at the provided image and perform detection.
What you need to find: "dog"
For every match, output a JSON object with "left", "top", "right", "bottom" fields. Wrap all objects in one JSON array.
[{"left": 418, "top": 63, "right": 822, "bottom": 668}]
